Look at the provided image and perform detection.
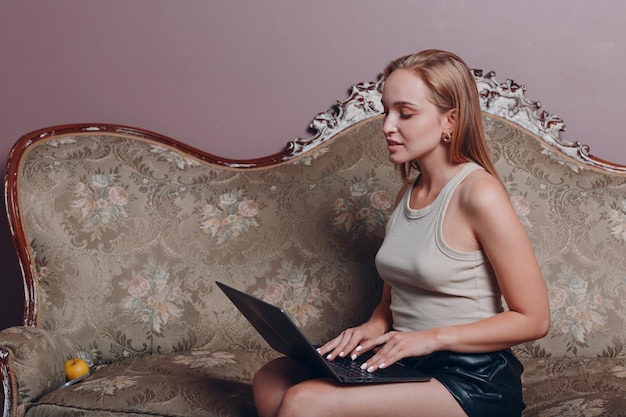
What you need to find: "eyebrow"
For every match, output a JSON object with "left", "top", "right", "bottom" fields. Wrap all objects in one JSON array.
[{"left": 381, "top": 99, "right": 418, "bottom": 108}]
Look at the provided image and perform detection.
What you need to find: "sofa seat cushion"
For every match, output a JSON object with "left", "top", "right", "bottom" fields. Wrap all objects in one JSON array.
[
  {"left": 521, "top": 357, "right": 626, "bottom": 416},
  {"left": 27, "top": 348, "right": 278, "bottom": 417}
]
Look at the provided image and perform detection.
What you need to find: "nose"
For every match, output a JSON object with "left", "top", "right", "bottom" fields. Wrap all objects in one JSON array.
[{"left": 382, "top": 113, "right": 397, "bottom": 135}]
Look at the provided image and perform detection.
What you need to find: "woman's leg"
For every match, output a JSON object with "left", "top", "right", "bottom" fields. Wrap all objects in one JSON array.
[
  {"left": 253, "top": 357, "right": 468, "bottom": 417},
  {"left": 253, "top": 357, "right": 310, "bottom": 417},
  {"left": 276, "top": 378, "right": 467, "bottom": 417}
]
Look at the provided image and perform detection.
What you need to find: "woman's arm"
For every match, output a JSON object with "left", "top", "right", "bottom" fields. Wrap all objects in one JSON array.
[{"left": 437, "top": 172, "right": 550, "bottom": 351}]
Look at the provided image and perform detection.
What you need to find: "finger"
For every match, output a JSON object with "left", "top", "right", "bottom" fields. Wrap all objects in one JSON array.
[
  {"left": 360, "top": 351, "right": 394, "bottom": 373},
  {"left": 349, "top": 344, "right": 364, "bottom": 361},
  {"left": 317, "top": 333, "right": 345, "bottom": 357},
  {"left": 355, "top": 332, "right": 390, "bottom": 354},
  {"left": 320, "top": 330, "right": 357, "bottom": 360},
  {"left": 359, "top": 337, "right": 401, "bottom": 372},
  {"left": 349, "top": 338, "right": 385, "bottom": 361},
  {"left": 328, "top": 330, "right": 362, "bottom": 360}
]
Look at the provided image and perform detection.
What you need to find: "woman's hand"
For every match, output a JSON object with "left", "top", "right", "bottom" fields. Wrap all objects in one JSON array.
[
  {"left": 317, "top": 322, "right": 386, "bottom": 361},
  {"left": 350, "top": 329, "right": 441, "bottom": 373}
]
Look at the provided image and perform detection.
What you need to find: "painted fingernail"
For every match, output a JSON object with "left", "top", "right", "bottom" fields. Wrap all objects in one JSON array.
[
  {"left": 379, "top": 363, "right": 386, "bottom": 369},
  {"left": 351, "top": 354, "right": 357, "bottom": 361},
  {"left": 355, "top": 345, "right": 363, "bottom": 352},
  {"left": 326, "top": 354, "right": 332, "bottom": 360},
  {"left": 339, "top": 351, "right": 345, "bottom": 357},
  {"left": 367, "top": 366, "right": 375, "bottom": 373},
  {"left": 360, "top": 362, "right": 368, "bottom": 370}
]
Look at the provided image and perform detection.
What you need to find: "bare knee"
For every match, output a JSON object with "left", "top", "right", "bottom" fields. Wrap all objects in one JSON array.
[
  {"left": 276, "top": 380, "right": 335, "bottom": 417},
  {"left": 278, "top": 383, "right": 312, "bottom": 417},
  {"left": 253, "top": 358, "right": 309, "bottom": 417}
]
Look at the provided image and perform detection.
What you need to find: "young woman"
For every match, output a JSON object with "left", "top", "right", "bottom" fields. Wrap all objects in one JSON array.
[{"left": 252, "top": 49, "right": 550, "bottom": 417}]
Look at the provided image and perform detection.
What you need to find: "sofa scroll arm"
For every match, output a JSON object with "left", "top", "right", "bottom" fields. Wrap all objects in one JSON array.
[{"left": 0, "top": 326, "right": 68, "bottom": 417}]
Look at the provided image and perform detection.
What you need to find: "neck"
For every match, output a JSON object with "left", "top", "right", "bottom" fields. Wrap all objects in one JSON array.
[
  {"left": 410, "top": 160, "right": 466, "bottom": 209},
  {"left": 416, "top": 159, "right": 464, "bottom": 193}
]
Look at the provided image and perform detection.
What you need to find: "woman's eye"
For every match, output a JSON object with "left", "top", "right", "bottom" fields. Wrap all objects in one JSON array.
[{"left": 400, "top": 113, "right": 412, "bottom": 119}]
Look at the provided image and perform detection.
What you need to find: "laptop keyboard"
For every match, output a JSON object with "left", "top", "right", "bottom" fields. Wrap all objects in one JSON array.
[{"left": 329, "top": 356, "right": 376, "bottom": 380}]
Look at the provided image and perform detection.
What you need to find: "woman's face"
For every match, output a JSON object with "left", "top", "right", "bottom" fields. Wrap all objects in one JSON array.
[{"left": 381, "top": 69, "right": 452, "bottom": 166}]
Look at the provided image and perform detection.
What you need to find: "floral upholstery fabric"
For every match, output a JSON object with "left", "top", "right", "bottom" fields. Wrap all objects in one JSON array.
[
  {"left": 0, "top": 113, "right": 624, "bottom": 416},
  {"left": 29, "top": 349, "right": 277, "bottom": 417},
  {"left": 483, "top": 116, "right": 626, "bottom": 359},
  {"left": 521, "top": 357, "right": 626, "bottom": 416},
  {"left": 482, "top": 116, "right": 626, "bottom": 416}
]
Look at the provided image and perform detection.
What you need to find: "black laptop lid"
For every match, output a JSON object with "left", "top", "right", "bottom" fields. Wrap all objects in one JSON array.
[
  {"left": 216, "top": 281, "right": 329, "bottom": 366},
  {"left": 216, "top": 281, "right": 431, "bottom": 384}
]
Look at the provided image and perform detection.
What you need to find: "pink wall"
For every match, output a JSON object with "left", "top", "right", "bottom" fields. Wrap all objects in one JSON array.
[{"left": 1, "top": 1, "right": 625, "bottom": 329}]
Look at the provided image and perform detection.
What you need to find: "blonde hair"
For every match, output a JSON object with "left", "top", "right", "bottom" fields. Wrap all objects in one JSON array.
[{"left": 381, "top": 49, "right": 498, "bottom": 183}]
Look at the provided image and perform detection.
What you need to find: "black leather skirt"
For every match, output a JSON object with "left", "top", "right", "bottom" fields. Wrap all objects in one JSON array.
[{"left": 401, "top": 349, "right": 525, "bottom": 417}]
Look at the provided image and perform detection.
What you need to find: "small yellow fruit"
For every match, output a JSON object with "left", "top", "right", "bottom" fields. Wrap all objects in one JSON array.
[{"left": 65, "top": 358, "right": 90, "bottom": 381}]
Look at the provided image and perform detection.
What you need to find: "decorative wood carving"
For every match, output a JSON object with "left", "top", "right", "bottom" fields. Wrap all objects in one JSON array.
[
  {"left": 472, "top": 70, "right": 625, "bottom": 174},
  {"left": 284, "top": 81, "right": 384, "bottom": 158}
]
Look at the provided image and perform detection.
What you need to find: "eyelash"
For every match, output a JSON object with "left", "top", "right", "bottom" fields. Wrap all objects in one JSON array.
[{"left": 382, "top": 110, "right": 413, "bottom": 120}]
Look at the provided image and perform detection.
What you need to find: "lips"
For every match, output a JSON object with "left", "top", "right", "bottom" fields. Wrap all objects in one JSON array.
[{"left": 386, "top": 139, "right": 402, "bottom": 148}]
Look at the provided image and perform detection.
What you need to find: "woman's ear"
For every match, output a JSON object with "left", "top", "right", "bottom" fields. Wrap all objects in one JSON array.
[{"left": 443, "top": 108, "right": 458, "bottom": 131}]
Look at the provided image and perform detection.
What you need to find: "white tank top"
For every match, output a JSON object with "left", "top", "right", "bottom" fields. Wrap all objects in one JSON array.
[{"left": 375, "top": 162, "right": 503, "bottom": 332}]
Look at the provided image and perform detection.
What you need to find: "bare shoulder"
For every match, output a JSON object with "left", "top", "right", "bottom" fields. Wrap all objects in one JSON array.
[
  {"left": 456, "top": 168, "right": 534, "bottom": 261},
  {"left": 457, "top": 169, "right": 512, "bottom": 217}
]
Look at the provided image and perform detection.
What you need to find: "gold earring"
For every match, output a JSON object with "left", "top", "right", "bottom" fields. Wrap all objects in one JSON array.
[{"left": 442, "top": 132, "right": 452, "bottom": 143}]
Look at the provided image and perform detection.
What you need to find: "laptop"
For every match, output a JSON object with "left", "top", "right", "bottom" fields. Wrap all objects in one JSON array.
[{"left": 216, "top": 281, "right": 431, "bottom": 384}]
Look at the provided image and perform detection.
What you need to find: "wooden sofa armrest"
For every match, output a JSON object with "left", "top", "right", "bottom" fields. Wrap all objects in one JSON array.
[{"left": 0, "top": 326, "right": 67, "bottom": 416}]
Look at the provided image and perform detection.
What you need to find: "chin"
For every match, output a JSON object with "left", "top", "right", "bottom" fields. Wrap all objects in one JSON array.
[{"left": 388, "top": 154, "right": 412, "bottom": 165}]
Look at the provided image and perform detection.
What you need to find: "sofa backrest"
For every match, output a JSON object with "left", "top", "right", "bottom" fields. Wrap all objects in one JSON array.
[
  {"left": 5, "top": 73, "right": 626, "bottom": 363},
  {"left": 484, "top": 115, "right": 626, "bottom": 358},
  {"left": 6, "top": 118, "right": 395, "bottom": 363}
]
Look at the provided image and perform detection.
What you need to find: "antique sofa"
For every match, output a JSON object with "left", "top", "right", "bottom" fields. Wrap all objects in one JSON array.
[{"left": 1, "top": 70, "right": 625, "bottom": 417}]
